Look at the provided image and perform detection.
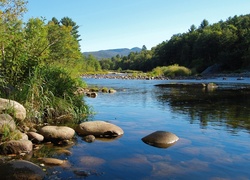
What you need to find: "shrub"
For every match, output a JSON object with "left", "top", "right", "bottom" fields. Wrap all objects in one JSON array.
[{"left": 152, "top": 64, "right": 191, "bottom": 77}]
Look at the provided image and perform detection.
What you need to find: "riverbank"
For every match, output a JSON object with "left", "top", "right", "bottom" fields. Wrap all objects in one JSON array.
[{"left": 82, "top": 71, "right": 250, "bottom": 80}]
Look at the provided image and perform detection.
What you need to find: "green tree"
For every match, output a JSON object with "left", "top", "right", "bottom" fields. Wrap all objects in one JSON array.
[
  {"left": 60, "top": 16, "right": 81, "bottom": 42},
  {"left": 199, "top": 19, "right": 209, "bottom": 29},
  {"left": 0, "top": 0, "right": 28, "bottom": 88},
  {"left": 47, "top": 20, "right": 82, "bottom": 65},
  {"left": 24, "top": 18, "right": 49, "bottom": 63}
]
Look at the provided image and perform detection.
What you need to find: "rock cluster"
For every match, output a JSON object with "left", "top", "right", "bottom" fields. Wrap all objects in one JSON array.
[{"left": 0, "top": 97, "right": 180, "bottom": 179}]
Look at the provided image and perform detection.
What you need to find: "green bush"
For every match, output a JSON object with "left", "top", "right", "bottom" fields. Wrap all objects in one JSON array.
[{"left": 152, "top": 64, "right": 191, "bottom": 77}]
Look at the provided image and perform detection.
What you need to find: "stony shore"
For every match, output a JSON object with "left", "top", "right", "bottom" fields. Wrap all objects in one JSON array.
[{"left": 82, "top": 71, "right": 250, "bottom": 80}]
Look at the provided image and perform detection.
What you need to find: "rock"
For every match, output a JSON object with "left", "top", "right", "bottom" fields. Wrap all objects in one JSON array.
[
  {"left": 0, "top": 98, "right": 26, "bottom": 121},
  {"left": 101, "top": 88, "right": 109, "bottom": 93},
  {"left": 76, "top": 121, "right": 124, "bottom": 137},
  {"left": 0, "top": 114, "right": 16, "bottom": 133},
  {"left": 86, "top": 92, "right": 98, "bottom": 98},
  {"left": 27, "top": 132, "right": 44, "bottom": 143},
  {"left": 201, "top": 64, "right": 222, "bottom": 75},
  {"left": 206, "top": 83, "right": 218, "bottom": 91},
  {"left": 0, "top": 140, "right": 33, "bottom": 155},
  {"left": 19, "top": 132, "right": 29, "bottom": 140},
  {"left": 56, "top": 149, "right": 72, "bottom": 156},
  {"left": 83, "top": 135, "right": 95, "bottom": 143},
  {"left": 0, "top": 160, "right": 45, "bottom": 180},
  {"left": 39, "top": 157, "right": 64, "bottom": 166},
  {"left": 237, "top": 77, "right": 244, "bottom": 80},
  {"left": 108, "top": 89, "right": 117, "bottom": 93},
  {"left": 39, "top": 125, "right": 75, "bottom": 141},
  {"left": 55, "top": 114, "right": 74, "bottom": 123},
  {"left": 142, "top": 131, "right": 179, "bottom": 148},
  {"left": 80, "top": 156, "right": 105, "bottom": 168}
]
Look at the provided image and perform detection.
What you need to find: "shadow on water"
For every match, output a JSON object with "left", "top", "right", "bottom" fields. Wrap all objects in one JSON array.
[{"left": 154, "top": 84, "right": 250, "bottom": 133}]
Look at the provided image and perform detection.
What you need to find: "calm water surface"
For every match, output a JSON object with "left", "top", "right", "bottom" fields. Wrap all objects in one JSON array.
[{"left": 47, "top": 77, "right": 250, "bottom": 180}]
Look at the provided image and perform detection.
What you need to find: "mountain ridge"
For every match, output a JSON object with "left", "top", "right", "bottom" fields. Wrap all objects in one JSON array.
[{"left": 83, "top": 47, "right": 141, "bottom": 59}]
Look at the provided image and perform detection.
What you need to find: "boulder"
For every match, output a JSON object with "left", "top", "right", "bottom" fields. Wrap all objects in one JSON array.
[
  {"left": 142, "top": 131, "right": 179, "bottom": 148},
  {"left": 0, "top": 140, "right": 33, "bottom": 155},
  {"left": 0, "top": 98, "right": 26, "bottom": 121},
  {"left": 27, "top": 131, "right": 44, "bottom": 143},
  {"left": 76, "top": 121, "right": 124, "bottom": 137},
  {"left": 0, "top": 114, "right": 16, "bottom": 133},
  {"left": 39, "top": 126, "right": 75, "bottom": 141},
  {"left": 0, "top": 160, "right": 45, "bottom": 180}
]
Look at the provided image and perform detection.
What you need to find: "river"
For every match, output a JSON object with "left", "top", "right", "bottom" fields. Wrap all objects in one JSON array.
[{"left": 46, "top": 76, "right": 250, "bottom": 180}]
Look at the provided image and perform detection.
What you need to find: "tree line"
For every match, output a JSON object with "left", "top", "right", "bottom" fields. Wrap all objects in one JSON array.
[{"left": 99, "top": 14, "right": 250, "bottom": 74}]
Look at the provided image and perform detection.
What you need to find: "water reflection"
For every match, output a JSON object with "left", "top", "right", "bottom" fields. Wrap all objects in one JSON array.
[
  {"left": 154, "top": 84, "right": 250, "bottom": 133},
  {"left": 75, "top": 78, "right": 250, "bottom": 180}
]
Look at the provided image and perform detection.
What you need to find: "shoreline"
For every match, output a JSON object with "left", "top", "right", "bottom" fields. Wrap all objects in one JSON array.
[{"left": 82, "top": 71, "right": 250, "bottom": 80}]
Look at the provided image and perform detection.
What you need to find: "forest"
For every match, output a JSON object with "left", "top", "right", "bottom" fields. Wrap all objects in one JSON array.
[{"left": 99, "top": 14, "right": 250, "bottom": 74}]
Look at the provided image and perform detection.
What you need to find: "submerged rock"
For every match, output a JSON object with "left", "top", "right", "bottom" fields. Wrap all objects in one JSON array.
[
  {"left": 142, "top": 131, "right": 179, "bottom": 148},
  {"left": 83, "top": 135, "right": 95, "bottom": 143},
  {"left": 0, "top": 160, "right": 45, "bottom": 180},
  {"left": 39, "top": 157, "right": 65, "bottom": 166},
  {"left": 76, "top": 121, "right": 124, "bottom": 137}
]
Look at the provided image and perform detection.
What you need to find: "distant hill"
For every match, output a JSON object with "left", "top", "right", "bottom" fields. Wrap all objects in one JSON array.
[{"left": 83, "top": 47, "right": 141, "bottom": 59}]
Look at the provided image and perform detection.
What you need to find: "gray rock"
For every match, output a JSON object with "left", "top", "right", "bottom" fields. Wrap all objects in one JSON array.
[
  {"left": 0, "top": 114, "right": 16, "bottom": 133},
  {"left": 39, "top": 125, "right": 75, "bottom": 141},
  {"left": 0, "top": 98, "right": 26, "bottom": 121},
  {"left": 27, "top": 131, "right": 44, "bottom": 143},
  {"left": 76, "top": 121, "right": 124, "bottom": 137},
  {"left": 0, "top": 160, "right": 45, "bottom": 180},
  {"left": 142, "top": 131, "right": 179, "bottom": 148},
  {"left": 0, "top": 140, "right": 33, "bottom": 155},
  {"left": 83, "top": 135, "right": 95, "bottom": 143},
  {"left": 19, "top": 132, "right": 29, "bottom": 140}
]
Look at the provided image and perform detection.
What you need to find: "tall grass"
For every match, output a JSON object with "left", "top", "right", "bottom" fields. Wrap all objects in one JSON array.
[{"left": 17, "top": 65, "right": 91, "bottom": 124}]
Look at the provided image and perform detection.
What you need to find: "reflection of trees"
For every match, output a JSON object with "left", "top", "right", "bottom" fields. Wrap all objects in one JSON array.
[{"left": 154, "top": 86, "right": 250, "bottom": 133}]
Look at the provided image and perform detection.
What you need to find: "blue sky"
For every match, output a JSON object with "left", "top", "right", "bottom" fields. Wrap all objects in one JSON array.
[{"left": 24, "top": 0, "right": 250, "bottom": 52}]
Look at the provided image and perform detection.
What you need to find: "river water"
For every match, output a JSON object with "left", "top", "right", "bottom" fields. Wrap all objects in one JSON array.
[{"left": 47, "top": 76, "right": 250, "bottom": 180}]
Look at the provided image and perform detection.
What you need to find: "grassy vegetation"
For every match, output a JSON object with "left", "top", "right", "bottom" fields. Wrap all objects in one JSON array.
[
  {"left": 0, "top": 124, "right": 22, "bottom": 142},
  {"left": 151, "top": 64, "right": 192, "bottom": 77},
  {"left": 18, "top": 65, "right": 91, "bottom": 124}
]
